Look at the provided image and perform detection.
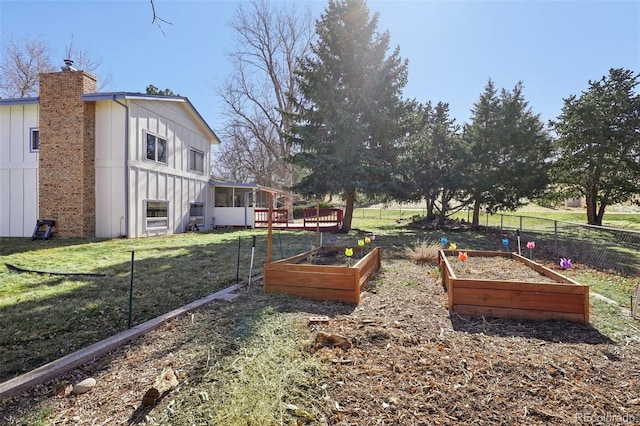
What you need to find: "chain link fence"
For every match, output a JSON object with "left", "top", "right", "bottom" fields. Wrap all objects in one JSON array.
[{"left": 482, "top": 213, "right": 640, "bottom": 277}]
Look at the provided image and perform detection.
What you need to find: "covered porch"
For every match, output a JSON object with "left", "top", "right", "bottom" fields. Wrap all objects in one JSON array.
[{"left": 209, "top": 180, "right": 343, "bottom": 231}]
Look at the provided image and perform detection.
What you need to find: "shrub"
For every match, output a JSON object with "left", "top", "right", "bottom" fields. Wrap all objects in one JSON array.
[{"left": 405, "top": 240, "right": 440, "bottom": 265}]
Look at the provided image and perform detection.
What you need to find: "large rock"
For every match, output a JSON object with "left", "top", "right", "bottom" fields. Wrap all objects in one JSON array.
[{"left": 72, "top": 377, "right": 96, "bottom": 394}]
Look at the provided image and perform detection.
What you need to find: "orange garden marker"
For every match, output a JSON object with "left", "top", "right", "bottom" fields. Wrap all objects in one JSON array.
[{"left": 458, "top": 251, "right": 468, "bottom": 261}]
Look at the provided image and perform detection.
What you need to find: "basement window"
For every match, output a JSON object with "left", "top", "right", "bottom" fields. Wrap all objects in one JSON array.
[
  {"left": 145, "top": 200, "right": 169, "bottom": 229},
  {"left": 30, "top": 128, "right": 39, "bottom": 151},
  {"left": 190, "top": 203, "right": 204, "bottom": 225},
  {"left": 146, "top": 132, "right": 167, "bottom": 163}
]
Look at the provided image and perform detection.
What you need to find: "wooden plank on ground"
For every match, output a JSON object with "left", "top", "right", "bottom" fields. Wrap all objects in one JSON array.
[{"left": 0, "top": 284, "right": 242, "bottom": 401}]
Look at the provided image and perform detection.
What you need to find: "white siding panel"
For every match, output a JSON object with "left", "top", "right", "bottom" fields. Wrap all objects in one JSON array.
[
  {"left": 158, "top": 173, "right": 166, "bottom": 202},
  {"left": 168, "top": 175, "right": 177, "bottom": 233},
  {"left": 149, "top": 112, "right": 158, "bottom": 136},
  {"left": 95, "top": 167, "right": 111, "bottom": 237},
  {"left": 22, "top": 169, "right": 38, "bottom": 236},
  {"left": 132, "top": 104, "right": 145, "bottom": 162},
  {"left": 157, "top": 115, "right": 166, "bottom": 139},
  {"left": 9, "top": 107, "right": 24, "bottom": 163},
  {"left": 167, "top": 122, "right": 176, "bottom": 170},
  {"left": 95, "top": 102, "right": 113, "bottom": 161},
  {"left": 95, "top": 100, "right": 127, "bottom": 238},
  {"left": 10, "top": 169, "right": 24, "bottom": 237},
  {"left": 133, "top": 168, "right": 143, "bottom": 237},
  {"left": 149, "top": 170, "right": 158, "bottom": 200},
  {"left": 174, "top": 125, "right": 184, "bottom": 172},
  {"left": 181, "top": 179, "right": 189, "bottom": 231},
  {"left": 0, "top": 108, "right": 10, "bottom": 162},
  {"left": 0, "top": 104, "right": 39, "bottom": 237},
  {"left": 95, "top": 167, "right": 125, "bottom": 238},
  {"left": 0, "top": 170, "right": 10, "bottom": 236}
]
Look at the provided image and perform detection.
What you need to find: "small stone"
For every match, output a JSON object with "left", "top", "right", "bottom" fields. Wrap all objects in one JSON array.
[{"left": 72, "top": 377, "right": 96, "bottom": 394}]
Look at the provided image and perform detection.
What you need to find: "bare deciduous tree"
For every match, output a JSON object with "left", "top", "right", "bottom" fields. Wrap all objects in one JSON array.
[
  {"left": 0, "top": 34, "right": 55, "bottom": 98},
  {"left": 64, "top": 34, "right": 114, "bottom": 91},
  {"left": 214, "top": 0, "right": 313, "bottom": 214},
  {"left": 149, "top": 0, "right": 172, "bottom": 36},
  {"left": 0, "top": 34, "right": 113, "bottom": 98}
]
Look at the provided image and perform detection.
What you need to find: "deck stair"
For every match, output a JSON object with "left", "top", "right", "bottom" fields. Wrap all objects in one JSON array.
[{"left": 32, "top": 220, "right": 55, "bottom": 240}]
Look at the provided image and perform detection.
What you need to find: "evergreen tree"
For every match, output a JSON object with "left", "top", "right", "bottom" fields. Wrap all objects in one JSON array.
[
  {"left": 403, "top": 100, "right": 466, "bottom": 226},
  {"left": 550, "top": 68, "right": 640, "bottom": 225},
  {"left": 288, "top": 0, "right": 408, "bottom": 231},
  {"left": 463, "top": 80, "right": 551, "bottom": 228},
  {"left": 146, "top": 84, "right": 177, "bottom": 96}
]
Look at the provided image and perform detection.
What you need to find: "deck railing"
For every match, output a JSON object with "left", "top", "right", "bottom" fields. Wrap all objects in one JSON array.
[
  {"left": 254, "top": 209, "right": 289, "bottom": 227},
  {"left": 303, "top": 208, "right": 344, "bottom": 229}
]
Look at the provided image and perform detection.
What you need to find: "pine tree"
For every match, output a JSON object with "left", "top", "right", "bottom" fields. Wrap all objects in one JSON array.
[
  {"left": 403, "top": 101, "right": 465, "bottom": 226},
  {"left": 463, "top": 80, "right": 551, "bottom": 228},
  {"left": 550, "top": 68, "right": 640, "bottom": 225},
  {"left": 288, "top": 0, "right": 408, "bottom": 231}
]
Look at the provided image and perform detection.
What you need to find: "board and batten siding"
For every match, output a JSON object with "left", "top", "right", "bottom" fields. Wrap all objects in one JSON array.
[
  {"left": 94, "top": 101, "right": 127, "bottom": 238},
  {"left": 0, "top": 103, "right": 39, "bottom": 237},
  {"left": 124, "top": 100, "right": 211, "bottom": 238}
]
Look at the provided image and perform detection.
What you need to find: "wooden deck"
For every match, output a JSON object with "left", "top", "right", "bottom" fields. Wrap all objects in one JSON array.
[{"left": 254, "top": 208, "right": 343, "bottom": 232}]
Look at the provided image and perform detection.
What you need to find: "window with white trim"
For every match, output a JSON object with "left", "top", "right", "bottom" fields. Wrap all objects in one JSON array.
[
  {"left": 145, "top": 200, "right": 169, "bottom": 229},
  {"left": 146, "top": 133, "right": 167, "bottom": 163},
  {"left": 30, "top": 128, "right": 39, "bottom": 151},
  {"left": 189, "top": 148, "right": 204, "bottom": 173},
  {"left": 190, "top": 203, "right": 204, "bottom": 225}
]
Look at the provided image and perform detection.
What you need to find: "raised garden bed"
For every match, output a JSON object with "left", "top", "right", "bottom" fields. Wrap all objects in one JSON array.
[
  {"left": 263, "top": 246, "right": 381, "bottom": 304},
  {"left": 438, "top": 250, "right": 589, "bottom": 323}
]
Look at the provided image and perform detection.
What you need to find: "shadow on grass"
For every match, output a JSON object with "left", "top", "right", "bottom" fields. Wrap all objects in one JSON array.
[
  {"left": 449, "top": 313, "right": 615, "bottom": 345},
  {"left": 0, "top": 237, "right": 108, "bottom": 257},
  {"left": 0, "top": 230, "right": 350, "bottom": 383}
]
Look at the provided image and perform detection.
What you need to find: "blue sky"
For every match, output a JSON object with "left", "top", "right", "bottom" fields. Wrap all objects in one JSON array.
[{"left": 1, "top": 0, "right": 638, "bottom": 131}]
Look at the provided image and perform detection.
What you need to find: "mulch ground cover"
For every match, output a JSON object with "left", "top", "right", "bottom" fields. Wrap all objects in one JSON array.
[{"left": 1, "top": 258, "right": 639, "bottom": 425}]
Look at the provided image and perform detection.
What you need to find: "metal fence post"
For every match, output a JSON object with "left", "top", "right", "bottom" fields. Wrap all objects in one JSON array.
[
  {"left": 128, "top": 251, "right": 134, "bottom": 329},
  {"left": 554, "top": 220, "right": 558, "bottom": 257},
  {"left": 519, "top": 216, "right": 523, "bottom": 235}
]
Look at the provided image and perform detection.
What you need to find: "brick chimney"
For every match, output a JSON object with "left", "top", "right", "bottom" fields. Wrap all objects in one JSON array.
[{"left": 38, "top": 62, "right": 98, "bottom": 237}]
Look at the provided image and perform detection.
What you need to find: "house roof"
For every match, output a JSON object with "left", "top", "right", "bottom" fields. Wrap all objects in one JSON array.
[
  {"left": 0, "top": 93, "right": 220, "bottom": 145},
  {"left": 83, "top": 92, "right": 220, "bottom": 145},
  {"left": 209, "top": 179, "right": 281, "bottom": 194},
  {"left": 0, "top": 97, "right": 39, "bottom": 105}
]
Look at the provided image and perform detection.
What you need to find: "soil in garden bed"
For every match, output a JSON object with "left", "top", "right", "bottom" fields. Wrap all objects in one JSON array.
[
  {"left": 303, "top": 248, "right": 370, "bottom": 266},
  {"left": 447, "top": 255, "right": 561, "bottom": 284}
]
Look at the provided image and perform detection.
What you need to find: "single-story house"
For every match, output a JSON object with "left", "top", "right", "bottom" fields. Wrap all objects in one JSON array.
[{"left": 0, "top": 62, "right": 276, "bottom": 238}]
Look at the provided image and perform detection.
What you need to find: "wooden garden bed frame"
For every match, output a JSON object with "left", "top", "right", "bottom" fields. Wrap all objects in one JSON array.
[
  {"left": 263, "top": 246, "right": 381, "bottom": 304},
  {"left": 438, "top": 250, "right": 589, "bottom": 323}
]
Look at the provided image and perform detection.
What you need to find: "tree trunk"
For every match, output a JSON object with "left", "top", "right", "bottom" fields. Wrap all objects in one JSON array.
[
  {"left": 596, "top": 200, "right": 606, "bottom": 226},
  {"left": 437, "top": 191, "right": 447, "bottom": 228},
  {"left": 341, "top": 189, "right": 356, "bottom": 232},
  {"left": 471, "top": 198, "right": 482, "bottom": 230},
  {"left": 585, "top": 186, "right": 604, "bottom": 225},
  {"left": 426, "top": 193, "right": 436, "bottom": 219}
]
